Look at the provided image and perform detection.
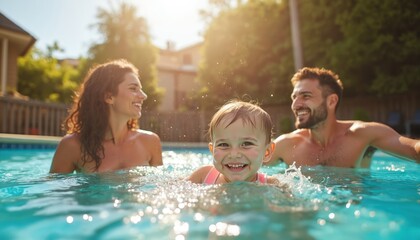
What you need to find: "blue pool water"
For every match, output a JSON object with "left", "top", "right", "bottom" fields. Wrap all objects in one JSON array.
[{"left": 0, "top": 146, "right": 419, "bottom": 239}]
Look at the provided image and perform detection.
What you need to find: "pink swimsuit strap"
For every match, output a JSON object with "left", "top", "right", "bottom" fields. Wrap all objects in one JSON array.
[
  {"left": 257, "top": 171, "right": 267, "bottom": 184},
  {"left": 203, "top": 167, "right": 267, "bottom": 184},
  {"left": 203, "top": 167, "right": 220, "bottom": 184}
]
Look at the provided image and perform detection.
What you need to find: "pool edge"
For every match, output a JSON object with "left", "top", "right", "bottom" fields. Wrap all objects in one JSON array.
[
  {"left": 0, "top": 133, "right": 208, "bottom": 148},
  {"left": 0, "top": 133, "right": 61, "bottom": 144}
]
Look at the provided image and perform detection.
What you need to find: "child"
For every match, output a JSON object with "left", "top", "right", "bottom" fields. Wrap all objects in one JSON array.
[{"left": 188, "top": 99, "right": 278, "bottom": 184}]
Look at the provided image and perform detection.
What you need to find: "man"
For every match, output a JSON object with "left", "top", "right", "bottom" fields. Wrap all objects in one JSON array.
[{"left": 269, "top": 67, "right": 419, "bottom": 168}]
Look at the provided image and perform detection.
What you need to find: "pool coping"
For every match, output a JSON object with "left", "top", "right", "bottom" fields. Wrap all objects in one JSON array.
[{"left": 0, "top": 133, "right": 208, "bottom": 148}]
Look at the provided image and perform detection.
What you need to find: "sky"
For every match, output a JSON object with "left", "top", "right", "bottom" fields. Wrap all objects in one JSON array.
[{"left": 0, "top": 0, "right": 209, "bottom": 58}]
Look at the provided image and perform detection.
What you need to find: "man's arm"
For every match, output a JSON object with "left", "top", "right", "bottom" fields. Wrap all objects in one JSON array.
[{"left": 366, "top": 122, "right": 420, "bottom": 163}]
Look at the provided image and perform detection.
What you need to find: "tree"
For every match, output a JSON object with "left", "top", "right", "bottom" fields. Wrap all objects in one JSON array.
[
  {"left": 332, "top": 0, "right": 420, "bottom": 96},
  {"left": 195, "top": 0, "right": 294, "bottom": 110},
  {"left": 17, "top": 44, "right": 81, "bottom": 103},
  {"left": 298, "top": 0, "right": 420, "bottom": 96},
  {"left": 297, "top": 0, "right": 349, "bottom": 69},
  {"left": 87, "top": 2, "right": 163, "bottom": 110},
  {"left": 196, "top": 0, "right": 420, "bottom": 110}
]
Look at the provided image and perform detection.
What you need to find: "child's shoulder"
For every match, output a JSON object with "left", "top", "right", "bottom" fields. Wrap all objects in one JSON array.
[
  {"left": 188, "top": 165, "right": 214, "bottom": 183},
  {"left": 194, "top": 165, "right": 214, "bottom": 176}
]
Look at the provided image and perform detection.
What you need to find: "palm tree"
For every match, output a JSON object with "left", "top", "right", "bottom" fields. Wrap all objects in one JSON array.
[{"left": 86, "top": 2, "right": 162, "bottom": 110}]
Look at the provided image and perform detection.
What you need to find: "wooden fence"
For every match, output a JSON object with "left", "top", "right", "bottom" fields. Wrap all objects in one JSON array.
[
  {"left": 265, "top": 92, "right": 419, "bottom": 136},
  {"left": 0, "top": 97, "right": 68, "bottom": 136},
  {"left": 1, "top": 92, "right": 418, "bottom": 142}
]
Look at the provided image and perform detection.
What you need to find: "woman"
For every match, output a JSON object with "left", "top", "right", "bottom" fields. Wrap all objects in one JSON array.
[{"left": 50, "top": 59, "right": 162, "bottom": 173}]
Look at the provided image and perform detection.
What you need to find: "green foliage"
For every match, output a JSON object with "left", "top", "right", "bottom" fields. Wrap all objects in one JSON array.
[
  {"left": 17, "top": 46, "right": 82, "bottom": 103},
  {"left": 196, "top": 0, "right": 294, "bottom": 110},
  {"left": 16, "top": 0, "right": 420, "bottom": 111},
  {"left": 300, "top": 0, "right": 420, "bottom": 96},
  {"left": 87, "top": 2, "right": 163, "bottom": 110},
  {"left": 352, "top": 108, "right": 370, "bottom": 121},
  {"left": 16, "top": 3, "right": 163, "bottom": 109},
  {"left": 298, "top": 0, "right": 350, "bottom": 69},
  {"left": 196, "top": 0, "right": 420, "bottom": 110},
  {"left": 278, "top": 117, "right": 293, "bottom": 134}
]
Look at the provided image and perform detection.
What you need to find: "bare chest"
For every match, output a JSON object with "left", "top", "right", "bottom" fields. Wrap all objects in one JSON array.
[
  {"left": 286, "top": 141, "right": 366, "bottom": 167},
  {"left": 81, "top": 140, "right": 152, "bottom": 172}
]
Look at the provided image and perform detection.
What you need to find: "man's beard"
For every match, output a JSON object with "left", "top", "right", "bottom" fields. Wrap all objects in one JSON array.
[{"left": 295, "top": 101, "right": 328, "bottom": 129}]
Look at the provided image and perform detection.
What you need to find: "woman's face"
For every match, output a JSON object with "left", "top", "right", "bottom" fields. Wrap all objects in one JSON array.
[{"left": 107, "top": 72, "right": 147, "bottom": 120}]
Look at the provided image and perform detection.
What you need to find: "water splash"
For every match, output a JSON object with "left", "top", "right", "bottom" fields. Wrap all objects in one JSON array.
[{"left": 266, "top": 163, "right": 355, "bottom": 212}]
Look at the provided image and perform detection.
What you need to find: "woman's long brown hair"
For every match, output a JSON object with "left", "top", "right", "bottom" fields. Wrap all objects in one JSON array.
[{"left": 64, "top": 59, "right": 139, "bottom": 170}]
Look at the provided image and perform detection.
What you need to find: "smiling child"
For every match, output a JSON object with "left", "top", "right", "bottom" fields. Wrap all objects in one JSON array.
[{"left": 188, "top": 99, "right": 278, "bottom": 184}]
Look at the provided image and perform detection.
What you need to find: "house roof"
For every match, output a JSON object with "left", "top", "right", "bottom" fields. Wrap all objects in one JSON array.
[
  {"left": 177, "top": 42, "right": 203, "bottom": 52},
  {"left": 156, "top": 41, "right": 202, "bottom": 73},
  {"left": 0, "top": 12, "right": 31, "bottom": 34},
  {"left": 0, "top": 11, "right": 36, "bottom": 56}
]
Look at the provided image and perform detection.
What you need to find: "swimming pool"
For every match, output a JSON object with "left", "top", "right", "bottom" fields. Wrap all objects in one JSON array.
[{"left": 0, "top": 137, "right": 419, "bottom": 239}]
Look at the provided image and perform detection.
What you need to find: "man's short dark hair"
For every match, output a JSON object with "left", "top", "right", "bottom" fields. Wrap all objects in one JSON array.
[{"left": 291, "top": 67, "right": 343, "bottom": 111}]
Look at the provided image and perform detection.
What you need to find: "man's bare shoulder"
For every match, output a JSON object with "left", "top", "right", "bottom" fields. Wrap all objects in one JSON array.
[
  {"left": 340, "top": 120, "right": 389, "bottom": 135},
  {"left": 341, "top": 119, "right": 387, "bottom": 127},
  {"left": 271, "top": 130, "right": 308, "bottom": 164},
  {"left": 274, "top": 129, "right": 309, "bottom": 143}
]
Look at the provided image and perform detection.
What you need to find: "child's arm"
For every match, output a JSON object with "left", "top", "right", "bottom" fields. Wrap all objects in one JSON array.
[{"left": 267, "top": 176, "right": 289, "bottom": 189}]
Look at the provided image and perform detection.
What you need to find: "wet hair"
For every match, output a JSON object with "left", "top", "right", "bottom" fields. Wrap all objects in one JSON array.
[
  {"left": 208, "top": 99, "right": 273, "bottom": 144},
  {"left": 64, "top": 59, "right": 140, "bottom": 170},
  {"left": 291, "top": 67, "right": 343, "bottom": 111}
]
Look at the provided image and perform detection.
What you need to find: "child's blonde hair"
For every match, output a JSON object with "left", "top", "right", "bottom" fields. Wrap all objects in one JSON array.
[{"left": 208, "top": 100, "right": 273, "bottom": 144}]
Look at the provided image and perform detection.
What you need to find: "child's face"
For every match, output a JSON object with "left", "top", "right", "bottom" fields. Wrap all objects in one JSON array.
[{"left": 209, "top": 118, "right": 273, "bottom": 183}]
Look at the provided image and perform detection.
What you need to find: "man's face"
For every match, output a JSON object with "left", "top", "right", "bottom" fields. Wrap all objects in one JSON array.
[{"left": 291, "top": 79, "right": 328, "bottom": 129}]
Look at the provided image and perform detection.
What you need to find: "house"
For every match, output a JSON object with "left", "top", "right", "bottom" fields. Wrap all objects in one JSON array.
[
  {"left": 156, "top": 41, "right": 203, "bottom": 112},
  {"left": 57, "top": 42, "right": 204, "bottom": 112},
  {"left": 57, "top": 42, "right": 204, "bottom": 113},
  {"left": 0, "top": 9, "right": 203, "bottom": 112},
  {"left": 0, "top": 12, "right": 36, "bottom": 97}
]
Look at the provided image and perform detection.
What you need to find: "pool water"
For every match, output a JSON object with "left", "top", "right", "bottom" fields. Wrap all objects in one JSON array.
[{"left": 0, "top": 147, "right": 419, "bottom": 239}]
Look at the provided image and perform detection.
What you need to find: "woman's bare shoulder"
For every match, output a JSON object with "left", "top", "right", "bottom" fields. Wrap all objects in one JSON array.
[
  {"left": 51, "top": 133, "right": 81, "bottom": 173},
  {"left": 58, "top": 133, "right": 81, "bottom": 148},
  {"left": 134, "top": 129, "right": 160, "bottom": 139},
  {"left": 131, "top": 130, "right": 162, "bottom": 157}
]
